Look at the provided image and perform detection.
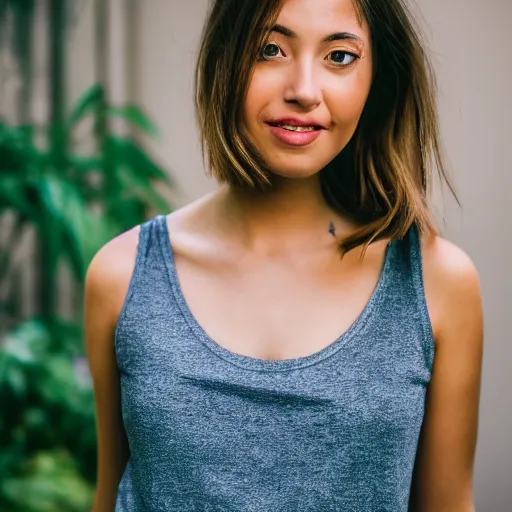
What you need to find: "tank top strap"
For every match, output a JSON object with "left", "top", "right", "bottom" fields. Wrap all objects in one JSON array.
[
  {"left": 114, "top": 215, "right": 165, "bottom": 353},
  {"left": 136, "top": 216, "right": 156, "bottom": 264},
  {"left": 392, "top": 222, "right": 435, "bottom": 370},
  {"left": 128, "top": 214, "right": 163, "bottom": 282}
]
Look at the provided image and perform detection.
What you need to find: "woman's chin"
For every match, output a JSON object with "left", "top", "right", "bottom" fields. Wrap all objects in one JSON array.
[
  {"left": 268, "top": 167, "right": 322, "bottom": 181},
  {"left": 259, "top": 146, "right": 337, "bottom": 181},
  {"left": 264, "top": 156, "right": 330, "bottom": 181}
]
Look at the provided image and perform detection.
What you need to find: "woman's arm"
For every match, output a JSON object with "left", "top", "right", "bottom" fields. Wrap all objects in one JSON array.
[
  {"left": 84, "top": 228, "right": 139, "bottom": 512},
  {"left": 409, "top": 236, "right": 484, "bottom": 511}
]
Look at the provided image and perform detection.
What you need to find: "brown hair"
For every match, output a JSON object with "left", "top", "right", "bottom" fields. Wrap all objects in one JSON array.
[{"left": 194, "top": 0, "right": 457, "bottom": 254}]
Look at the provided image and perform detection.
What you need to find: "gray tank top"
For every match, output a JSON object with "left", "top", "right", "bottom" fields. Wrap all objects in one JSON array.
[{"left": 114, "top": 214, "right": 434, "bottom": 511}]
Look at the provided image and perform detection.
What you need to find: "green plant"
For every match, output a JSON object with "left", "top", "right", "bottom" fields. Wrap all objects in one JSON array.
[
  {"left": 0, "top": 82, "right": 174, "bottom": 318},
  {"left": 0, "top": 319, "right": 95, "bottom": 511}
]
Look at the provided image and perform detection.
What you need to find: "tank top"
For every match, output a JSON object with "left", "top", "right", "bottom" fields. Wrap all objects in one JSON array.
[{"left": 114, "top": 213, "right": 434, "bottom": 511}]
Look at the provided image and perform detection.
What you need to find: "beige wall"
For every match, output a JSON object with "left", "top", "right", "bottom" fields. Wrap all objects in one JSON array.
[
  {"left": 417, "top": 1, "right": 511, "bottom": 508},
  {"left": 69, "top": 0, "right": 511, "bottom": 508},
  {"left": 133, "top": 0, "right": 214, "bottom": 205}
]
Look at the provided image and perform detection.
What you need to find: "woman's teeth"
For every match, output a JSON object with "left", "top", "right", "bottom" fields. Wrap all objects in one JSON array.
[{"left": 278, "top": 125, "right": 316, "bottom": 132}]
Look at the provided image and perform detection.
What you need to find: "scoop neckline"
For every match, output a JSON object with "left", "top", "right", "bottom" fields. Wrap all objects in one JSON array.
[{"left": 156, "top": 214, "right": 395, "bottom": 372}]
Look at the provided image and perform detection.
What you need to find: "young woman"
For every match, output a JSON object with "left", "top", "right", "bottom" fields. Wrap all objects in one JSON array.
[{"left": 85, "top": 0, "right": 483, "bottom": 510}]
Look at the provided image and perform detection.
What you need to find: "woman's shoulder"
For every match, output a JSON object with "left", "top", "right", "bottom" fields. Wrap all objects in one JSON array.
[
  {"left": 420, "top": 231, "right": 481, "bottom": 298},
  {"left": 419, "top": 230, "right": 482, "bottom": 344},
  {"left": 85, "top": 224, "right": 142, "bottom": 327},
  {"left": 84, "top": 196, "right": 213, "bottom": 321}
]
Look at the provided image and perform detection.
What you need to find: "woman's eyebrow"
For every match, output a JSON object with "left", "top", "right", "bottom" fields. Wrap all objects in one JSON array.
[{"left": 268, "top": 24, "right": 363, "bottom": 44}]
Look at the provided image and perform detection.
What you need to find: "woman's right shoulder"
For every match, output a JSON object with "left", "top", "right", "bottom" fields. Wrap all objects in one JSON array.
[{"left": 85, "top": 224, "right": 142, "bottom": 328}]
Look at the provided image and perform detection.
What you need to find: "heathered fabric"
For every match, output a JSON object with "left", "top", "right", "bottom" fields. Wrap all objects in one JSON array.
[{"left": 114, "top": 213, "right": 434, "bottom": 512}]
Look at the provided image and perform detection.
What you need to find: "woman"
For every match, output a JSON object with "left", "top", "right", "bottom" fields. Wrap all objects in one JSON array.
[{"left": 85, "top": 0, "right": 483, "bottom": 510}]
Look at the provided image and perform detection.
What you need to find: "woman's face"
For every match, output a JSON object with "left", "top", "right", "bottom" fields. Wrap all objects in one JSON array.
[{"left": 243, "top": 0, "right": 373, "bottom": 180}]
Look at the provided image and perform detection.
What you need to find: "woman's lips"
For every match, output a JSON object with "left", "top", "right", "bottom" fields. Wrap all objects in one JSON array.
[{"left": 265, "top": 123, "right": 323, "bottom": 147}]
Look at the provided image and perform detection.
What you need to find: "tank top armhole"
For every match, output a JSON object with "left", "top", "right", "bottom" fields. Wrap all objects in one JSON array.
[
  {"left": 409, "top": 224, "right": 436, "bottom": 373},
  {"left": 114, "top": 219, "right": 153, "bottom": 354}
]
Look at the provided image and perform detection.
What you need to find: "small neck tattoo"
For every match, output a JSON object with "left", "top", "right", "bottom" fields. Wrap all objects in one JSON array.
[{"left": 329, "top": 221, "right": 336, "bottom": 237}]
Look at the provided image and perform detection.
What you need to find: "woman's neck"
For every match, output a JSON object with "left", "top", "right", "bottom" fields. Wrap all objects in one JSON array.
[{"left": 215, "top": 177, "right": 355, "bottom": 254}]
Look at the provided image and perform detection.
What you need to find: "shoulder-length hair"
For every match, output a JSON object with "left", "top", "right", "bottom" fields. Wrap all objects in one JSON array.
[{"left": 194, "top": 0, "right": 457, "bottom": 255}]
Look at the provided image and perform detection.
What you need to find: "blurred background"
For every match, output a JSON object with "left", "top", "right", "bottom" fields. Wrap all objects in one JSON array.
[{"left": 0, "top": 0, "right": 510, "bottom": 511}]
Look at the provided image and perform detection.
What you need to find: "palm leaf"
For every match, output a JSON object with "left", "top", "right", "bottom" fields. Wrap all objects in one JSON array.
[
  {"left": 106, "top": 105, "right": 159, "bottom": 138},
  {"left": 105, "top": 135, "right": 172, "bottom": 183},
  {"left": 67, "top": 83, "right": 104, "bottom": 128}
]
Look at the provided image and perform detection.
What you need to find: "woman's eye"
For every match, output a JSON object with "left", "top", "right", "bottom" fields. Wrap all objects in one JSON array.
[
  {"left": 260, "top": 43, "right": 283, "bottom": 59},
  {"left": 327, "top": 50, "right": 358, "bottom": 67}
]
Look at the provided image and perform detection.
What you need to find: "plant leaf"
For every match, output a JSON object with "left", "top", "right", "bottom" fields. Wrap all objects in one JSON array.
[
  {"left": 0, "top": 176, "right": 37, "bottom": 219},
  {"left": 106, "top": 105, "right": 159, "bottom": 138},
  {"left": 117, "top": 166, "right": 170, "bottom": 213},
  {"left": 105, "top": 135, "right": 173, "bottom": 183},
  {"left": 5, "top": 366, "right": 27, "bottom": 398},
  {"left": 67, "top": 83, "right": 104, "bottom": 128},
  {"left": 68, "top": 156, "right": 103, "bottom": 174},
  {"left": 0, "top": 451, "right": 94, "bottom": 511},
  {"left": 38, "top": 173, "right": 117, "bottom": 278}
]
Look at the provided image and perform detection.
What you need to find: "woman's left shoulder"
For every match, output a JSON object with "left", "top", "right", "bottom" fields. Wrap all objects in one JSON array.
[
  {"left": 408, "top": 232, "right": 483, "bottom": 509},
  {"left": 417, "top": 231, "right": 483, "bottom": 344},
  {"left": 419, "top": 232, "right": 481, "bottom": 290}
]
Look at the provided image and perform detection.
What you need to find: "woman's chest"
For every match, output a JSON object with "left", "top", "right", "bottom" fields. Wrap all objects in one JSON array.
[{"left": 173, "top": 247, "right": 386, "bottom": 361}]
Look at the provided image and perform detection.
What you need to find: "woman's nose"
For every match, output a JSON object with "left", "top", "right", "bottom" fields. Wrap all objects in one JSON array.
[{"left": 283, "top": 60, "right": 322, "bottom": 109}]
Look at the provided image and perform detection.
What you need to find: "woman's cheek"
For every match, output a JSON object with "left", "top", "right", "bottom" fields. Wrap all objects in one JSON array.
[
  {"left": 244, "top": 73, "right": 277, "bottom": 129},
  {"left": 324, "top": 77, "right": 372, "bottom": 126}
]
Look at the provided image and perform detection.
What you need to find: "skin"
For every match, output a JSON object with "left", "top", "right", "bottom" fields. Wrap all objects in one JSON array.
[{"left": 85, "top": 0, "right": 483, "bottom": 510}]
